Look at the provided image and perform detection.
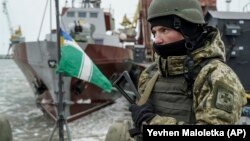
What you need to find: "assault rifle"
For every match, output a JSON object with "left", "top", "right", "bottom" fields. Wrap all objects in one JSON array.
[
  {"left": 113, "top": 71, "right": 143, "bottom": 137},
  {"left": 113, "top": 71, "right": 140, "bottom": 104}
]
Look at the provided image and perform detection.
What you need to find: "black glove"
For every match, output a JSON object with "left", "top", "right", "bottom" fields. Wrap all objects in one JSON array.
[{"left": 129, "top": 102, "right": 156, "bottom": 129}]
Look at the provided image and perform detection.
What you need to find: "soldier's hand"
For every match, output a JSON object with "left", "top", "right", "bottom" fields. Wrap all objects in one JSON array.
[{"left": 129, "top": 102, "right": 156, "bottom": 129}]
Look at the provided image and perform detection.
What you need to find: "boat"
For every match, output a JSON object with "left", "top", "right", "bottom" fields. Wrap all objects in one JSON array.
[{"left": 12, "top": 0, "right": 133, "bottom": 122}]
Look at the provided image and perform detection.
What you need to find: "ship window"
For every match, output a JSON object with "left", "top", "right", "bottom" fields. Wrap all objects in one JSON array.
[
  {"left": 67, "top": 11, "right": 75, "bottom": 17},
  {"left": 90, "top": 12, "right": 98, "bottom": 18},
  {"left": 78, "top": 12, "right": 86, "bottom": 18},
  {"left": 95, "top": 39, "right": 103, "bottom": 44}
]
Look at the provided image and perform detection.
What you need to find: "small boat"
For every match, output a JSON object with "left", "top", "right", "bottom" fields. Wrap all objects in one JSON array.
[{"left": 12, "top": 0, "right": 133, "bottom": 122}]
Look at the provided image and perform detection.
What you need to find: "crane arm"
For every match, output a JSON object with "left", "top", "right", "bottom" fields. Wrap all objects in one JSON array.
[{"left": 2, "top": 0, "right": 14, "bottom": 35}]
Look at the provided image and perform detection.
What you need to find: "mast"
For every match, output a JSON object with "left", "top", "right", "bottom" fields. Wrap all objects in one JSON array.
[
  {"left": 198, "top": 0, "right": 217, "bottom": 16},
  {"left": 138, "top": 0, "right": 154, "bottom": 62},
  {"left": 226, "top": 0, "right": 232, "bottom": 11},
  {"left": 243, "top": 1, "right": 250, "bottom": 12}
]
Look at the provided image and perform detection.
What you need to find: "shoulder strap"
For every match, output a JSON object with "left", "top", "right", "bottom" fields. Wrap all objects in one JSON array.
[
  {"left": 193, "top": 58, "right": 224, "bottom": 79},
  {"left": 193, "top": 59, "right": 213, "bottom": 78},
  {"left": 137, "top": 71, "right": 160, "bottom": 106},
  {"left": 186, "top": 58, "right": 221, "bottom": 96}
]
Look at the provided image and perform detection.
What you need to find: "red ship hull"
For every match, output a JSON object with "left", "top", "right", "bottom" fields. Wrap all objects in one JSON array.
[{"left": 12, "top": 41, "right": 133, "bottom": 122}]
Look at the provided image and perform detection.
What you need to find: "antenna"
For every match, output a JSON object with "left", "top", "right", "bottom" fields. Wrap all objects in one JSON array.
[
  {"left": 243, "top": 0, "right": 250, "bottom": 12},
  {"left": 72, "top": 0, "right": 75, "bottom": 8},
  {"left": 226, "top": 0, "right": 232, "bottom": 11}
]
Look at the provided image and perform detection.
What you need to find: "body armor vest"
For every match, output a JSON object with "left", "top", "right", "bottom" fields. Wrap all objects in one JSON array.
[{"left": 147, "top": 67, "right": 196, "bottom": 124}]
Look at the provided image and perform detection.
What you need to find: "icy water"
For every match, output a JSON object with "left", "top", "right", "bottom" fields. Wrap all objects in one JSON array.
[{"left": 0, "top": 59, "right": 131, "bottom": 141}]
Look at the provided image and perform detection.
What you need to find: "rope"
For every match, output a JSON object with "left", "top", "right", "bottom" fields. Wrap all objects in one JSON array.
[{"left": 37, "top": 0, "right": 50, "bottom": 41}]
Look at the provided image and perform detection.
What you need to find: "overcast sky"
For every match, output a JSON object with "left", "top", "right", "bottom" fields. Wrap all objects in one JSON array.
[{"left": 0, "top": 0, "right": 249, "bottom": 55}]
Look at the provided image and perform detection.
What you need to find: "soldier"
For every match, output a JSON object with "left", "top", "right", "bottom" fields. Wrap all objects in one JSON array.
[{"left": 105, "top": 0, "right": 247, "bottom": 140}]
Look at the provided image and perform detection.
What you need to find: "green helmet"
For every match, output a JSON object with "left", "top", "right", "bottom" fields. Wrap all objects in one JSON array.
[{"left": 147, "top": 0, "right": 205, "bottom": 24}]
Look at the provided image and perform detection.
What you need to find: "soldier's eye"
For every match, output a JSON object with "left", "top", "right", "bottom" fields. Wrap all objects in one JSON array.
[{"left": 162, "top": 28, "right": 170, "bottom": 33}]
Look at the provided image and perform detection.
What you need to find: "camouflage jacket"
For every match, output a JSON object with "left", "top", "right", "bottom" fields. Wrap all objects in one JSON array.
[{"left": 138, "top": 27, "right": 247, "bottom": 125}]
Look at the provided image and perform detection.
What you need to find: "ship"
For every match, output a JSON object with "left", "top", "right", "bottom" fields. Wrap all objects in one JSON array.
[{"left": 11, "top": 0, "right": 133, "bottom": 122}]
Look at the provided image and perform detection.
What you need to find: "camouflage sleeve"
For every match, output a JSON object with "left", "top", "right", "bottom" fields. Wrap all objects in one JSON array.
[
  {"left": 148, "top": 115, "right": 177, "bottom": 125},
  {"left": 193, "top": 60, "right": 247, "bottom": 124}
]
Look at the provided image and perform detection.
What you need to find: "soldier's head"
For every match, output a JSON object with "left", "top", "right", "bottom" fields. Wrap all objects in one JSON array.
[{"left": 147, "top": 0, "right": 206, "bottom": 57}]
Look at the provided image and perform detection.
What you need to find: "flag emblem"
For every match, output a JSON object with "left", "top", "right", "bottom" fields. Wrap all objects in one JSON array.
[{"left": 56, "top": 29, "right": 112, "bottom": 93}]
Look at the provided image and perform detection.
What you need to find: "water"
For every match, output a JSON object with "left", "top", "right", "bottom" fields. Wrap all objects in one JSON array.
[{"left": 0, "top": 59, "right": 131, "bottom": 141}]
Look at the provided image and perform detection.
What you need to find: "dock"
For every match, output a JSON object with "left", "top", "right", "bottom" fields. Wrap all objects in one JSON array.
[{"left": 0, "top": 55, "right": 12, "bottom": 59}]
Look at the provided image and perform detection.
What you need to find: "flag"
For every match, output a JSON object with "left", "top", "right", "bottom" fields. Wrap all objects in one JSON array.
[{"left": 56, "top": 29, "right": 112, "bottom": 93}]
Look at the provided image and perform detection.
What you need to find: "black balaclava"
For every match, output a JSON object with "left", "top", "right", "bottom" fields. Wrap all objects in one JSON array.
[
  {"left": 153, "top": 39, "right": 186, "bottom": 58},
  {"left": 150, "top": 15, "right": 205, "bottom": 59}
]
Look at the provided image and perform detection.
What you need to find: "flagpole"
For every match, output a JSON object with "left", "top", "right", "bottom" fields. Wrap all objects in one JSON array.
[
  {"left": 48, "top": 0, "right": 71, "bottom": 141},
  {"left": 55, "top": 0, "right": 65, "bottom": 140}
]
